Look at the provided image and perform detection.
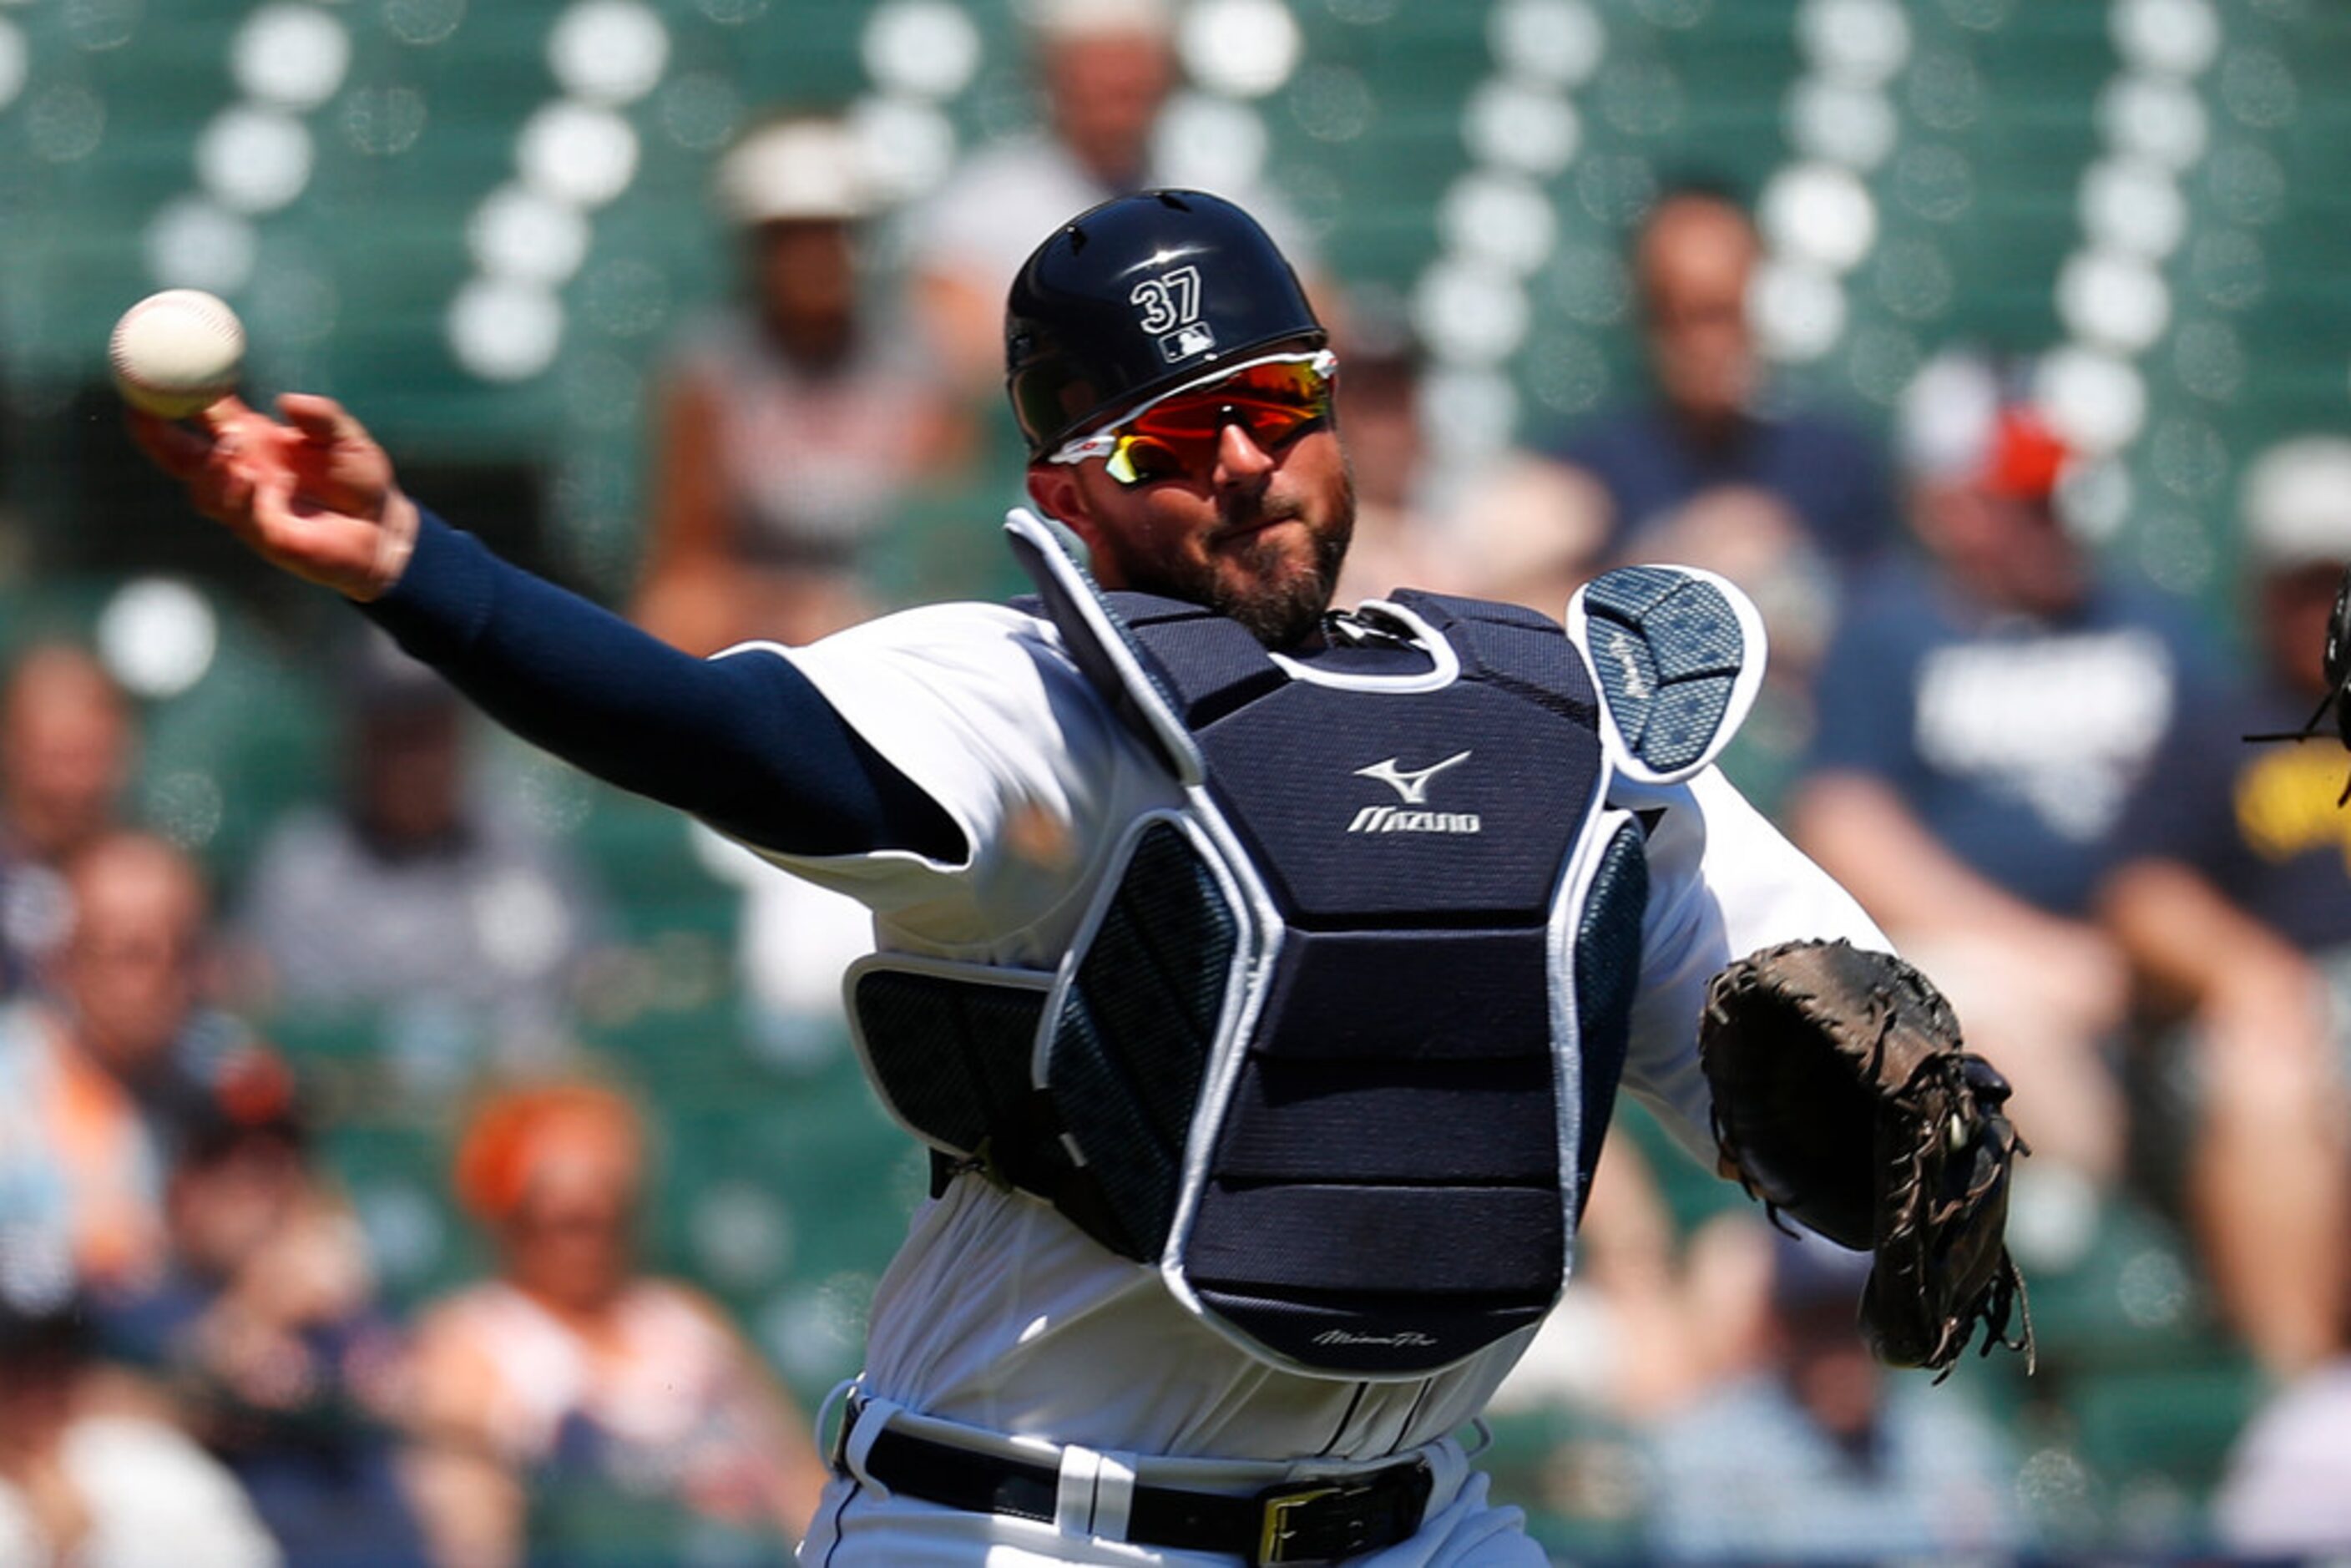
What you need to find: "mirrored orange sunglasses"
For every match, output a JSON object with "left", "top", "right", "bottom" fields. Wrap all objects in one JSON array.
[{"left": 1047, "top": 351, "right": 1339, "bottom": 488}]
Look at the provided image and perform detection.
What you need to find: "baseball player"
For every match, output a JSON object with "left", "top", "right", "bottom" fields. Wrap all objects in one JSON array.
[{"left": 130, "top": 191, "right": 2021, "bottom": 1566}]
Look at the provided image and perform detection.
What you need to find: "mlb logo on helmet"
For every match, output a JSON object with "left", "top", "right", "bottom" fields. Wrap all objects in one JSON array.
[{"left": 1163, "top": 321, "right": 1216, "bottom": 362}]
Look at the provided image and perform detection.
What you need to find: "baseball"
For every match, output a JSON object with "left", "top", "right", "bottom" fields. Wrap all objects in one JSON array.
[{"left": 109, "top": 289, "right": 245, "bottom": 419}]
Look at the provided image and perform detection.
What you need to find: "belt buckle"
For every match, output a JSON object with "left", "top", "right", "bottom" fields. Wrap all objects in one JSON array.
[{"left": 1253, "top": 1479, "right": 1369, "bottom": 1567}]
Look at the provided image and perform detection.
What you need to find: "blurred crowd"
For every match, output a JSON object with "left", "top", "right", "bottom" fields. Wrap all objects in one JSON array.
[{"left": 8, "top": 1, "right": 2351, "bottom": 1562}]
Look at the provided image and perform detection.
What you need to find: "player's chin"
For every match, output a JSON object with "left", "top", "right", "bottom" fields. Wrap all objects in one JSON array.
[{"left": 1215, "top": 545, "right": 1340, "bottom": 646}]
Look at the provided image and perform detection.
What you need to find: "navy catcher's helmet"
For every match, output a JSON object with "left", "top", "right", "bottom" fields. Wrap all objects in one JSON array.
[{"left": 1006, "top": 189, "right": 1325, "bottom": 457}]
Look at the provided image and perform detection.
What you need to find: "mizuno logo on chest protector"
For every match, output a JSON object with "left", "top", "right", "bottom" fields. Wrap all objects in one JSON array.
[
  {"left": 1348, "top": 750, "right": 1480, "bottom": 833},
  {"left": 1354, "top": 750, "right": 1472, "bottom": 803}
]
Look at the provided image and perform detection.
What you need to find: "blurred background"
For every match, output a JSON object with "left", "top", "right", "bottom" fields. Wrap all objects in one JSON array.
[{"left": 2, "top": 0, "right": 2350, "bottom": 1561}]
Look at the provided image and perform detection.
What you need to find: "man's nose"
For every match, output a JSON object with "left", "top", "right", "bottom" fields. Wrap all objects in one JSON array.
[{"left": 1212, "top": 419, "right": 1277, "bottom": 487}]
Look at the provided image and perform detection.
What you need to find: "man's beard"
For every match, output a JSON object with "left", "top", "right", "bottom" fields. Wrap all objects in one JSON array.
[{"left": 1100, "top": 473, "right": 1356, "bottom": 649}]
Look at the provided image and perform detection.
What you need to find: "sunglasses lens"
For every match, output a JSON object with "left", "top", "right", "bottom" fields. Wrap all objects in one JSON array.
[
  {"left": 1105, "top": 435, "right": 1187, "bottom": 486},
  {"left": 1096, "top": 357, "right": 1334, "bottom": 487}
]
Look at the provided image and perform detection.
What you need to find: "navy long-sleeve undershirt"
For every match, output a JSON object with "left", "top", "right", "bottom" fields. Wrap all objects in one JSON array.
[{"left": 360, "top": 509, "right": 964, "bottom": 862}]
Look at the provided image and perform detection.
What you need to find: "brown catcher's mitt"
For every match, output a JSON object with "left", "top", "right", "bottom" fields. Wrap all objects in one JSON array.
[{"left": 1699, "top": 938, "right": 2032, "bottom": 1376}]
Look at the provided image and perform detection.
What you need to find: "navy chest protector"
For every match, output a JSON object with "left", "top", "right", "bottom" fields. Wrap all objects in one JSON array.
[{"left": 847, "top": 513, "right": 1727, "bottom": 1380}]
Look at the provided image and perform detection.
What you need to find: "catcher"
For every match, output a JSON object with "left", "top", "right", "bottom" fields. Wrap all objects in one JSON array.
[{"left": 130, "top": 190, "right": 2024, "bottom": 1565}]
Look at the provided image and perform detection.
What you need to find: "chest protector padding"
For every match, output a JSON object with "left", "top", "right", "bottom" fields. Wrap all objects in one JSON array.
[
  {"left": 855, "top": 967, "right": 1050, "bottom": 1161},
  {"left": 1039, "top": 819, "right": 1238, "bottom": 1257},
  {"left": 1572, "top": 820, "right": 1647, "bottom": 1193},
  {"left": 850, "top": 528, "right": 1652, "bottom": 1379},
  {"left": 1052, "top": 589, "right": 1620, "bottom": 1376}
]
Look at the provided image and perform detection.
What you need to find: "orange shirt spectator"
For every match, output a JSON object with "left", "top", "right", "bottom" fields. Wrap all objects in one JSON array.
[{"left": 405, "top": 1083, "right": 827, "bottom": 1566}]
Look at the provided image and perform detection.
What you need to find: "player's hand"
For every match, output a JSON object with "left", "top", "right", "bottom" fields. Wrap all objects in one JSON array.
[{"left": 128, "top": 392, "right": 419, "bottom": 601}]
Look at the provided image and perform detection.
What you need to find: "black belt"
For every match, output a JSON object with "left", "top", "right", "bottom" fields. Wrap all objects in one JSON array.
[{"left": 840, "top": 1404, "right": 1434, "bottom": 1566}]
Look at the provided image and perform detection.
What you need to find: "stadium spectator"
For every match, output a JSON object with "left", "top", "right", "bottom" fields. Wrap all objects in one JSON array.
[
  {"left": 404, "top": 1081, "right": 827, "bottom": 1567},
  {"left": 1637, "top": 1227, "right": 2025, "bottom": 1560},
  {"left": 1787, "top": 351, "right": 2214, "bottom": 1194},
  {"left": 633, "top": 113, "right": 962, "bottom": 657},
  {"left": 0, "top": 1277, "right": 282, "bottom": 1565},
  {"left": 1464, "top": 192, "right": 1860, "bottom": 809},
  {"left": 902, "top": 0, "right": 1317, "bottom": 403},
  {"left": 235, "top": 630, "right": 604, "bottom": 1089},
  {"left": 0, "top": 832, "right": 251, "bottom": 1295},
  {"left": 0, "top": 644, "right": 134, "bottom": 993},
  {"left": 2097, "top": 435, "right": 2351, "bottom": 1379},
  {"left": 631, "top": 112, "right": 944, "bottom": 1055},
  {"left": 94, "top": 1047, "right": 431, "bottom": 1565},
  {"left": 1530, "top": 187, "right": 1896, "bottom": 576}
]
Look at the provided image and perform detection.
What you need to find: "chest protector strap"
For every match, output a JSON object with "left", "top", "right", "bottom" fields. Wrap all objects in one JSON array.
[{"left": 850, "top": 512, "right": 1651, "bottom": 1379}]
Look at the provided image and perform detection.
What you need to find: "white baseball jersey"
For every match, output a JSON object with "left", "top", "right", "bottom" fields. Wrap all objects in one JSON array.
[{"left": 720, "top": 599, "right": 1888, "bottom": 1565}]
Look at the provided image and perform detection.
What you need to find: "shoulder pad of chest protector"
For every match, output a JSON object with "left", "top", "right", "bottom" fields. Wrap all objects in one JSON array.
[{"left": 1566, "top": 564, "right": 1767, "bottom": 786}]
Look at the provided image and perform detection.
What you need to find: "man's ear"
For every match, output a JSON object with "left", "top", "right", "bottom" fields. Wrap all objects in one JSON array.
[{"left": 1026, "top": 463, "right": 1099, "bottom": 548}]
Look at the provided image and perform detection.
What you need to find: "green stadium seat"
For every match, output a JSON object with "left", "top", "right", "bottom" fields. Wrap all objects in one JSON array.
[{"left": 2071, "top": 1360, "right": 2263, "bottom": 1500}]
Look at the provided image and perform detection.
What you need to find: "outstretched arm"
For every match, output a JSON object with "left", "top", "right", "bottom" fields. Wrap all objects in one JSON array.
[{"left": 130, "top": 397, "right": 962, "bottom": 861}]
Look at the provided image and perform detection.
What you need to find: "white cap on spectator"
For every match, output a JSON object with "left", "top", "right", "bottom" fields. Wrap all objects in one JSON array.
[
  {"left": 1025, "top": 0, "right": 1174, "bottom": 41},
  {"left": 2242, "top": 435, "right": 2351, "bottom": 572},
  {"left": 716, "top": 117, "right": 874, "bottom": 227},
  {"left": 1898, "top": 348, "right": 2070, "bottom": 501},
  {"left": 1898, "top": 350, "right": 2005, "bottom": 481}
]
